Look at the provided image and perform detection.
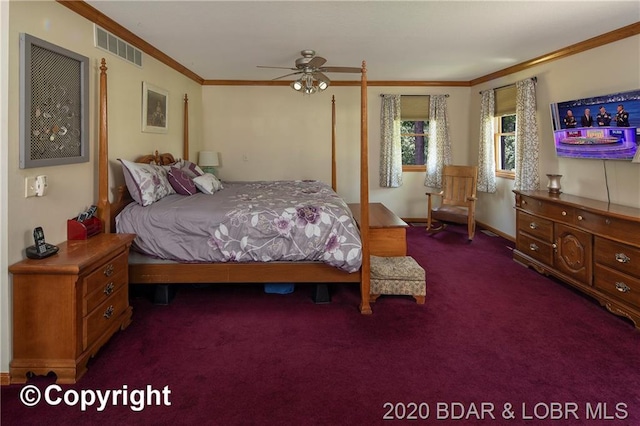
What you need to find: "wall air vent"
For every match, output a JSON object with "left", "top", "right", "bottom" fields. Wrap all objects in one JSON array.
[{"left": 94, "top": 25, "right": 142, "bottom": 67}]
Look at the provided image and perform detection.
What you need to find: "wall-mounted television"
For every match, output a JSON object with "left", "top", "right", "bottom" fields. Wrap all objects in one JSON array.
[{"left": 550, "top": 89, "right": 640, "bottom": 160}]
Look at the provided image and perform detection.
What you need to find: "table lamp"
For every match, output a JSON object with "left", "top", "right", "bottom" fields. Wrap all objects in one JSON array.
[{"left": 198, "top": 151, "right": 219, "bottom": 175}]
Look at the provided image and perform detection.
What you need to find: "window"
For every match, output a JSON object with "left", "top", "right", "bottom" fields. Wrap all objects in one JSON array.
[
  {"left": 400, "top": 95, "right": 429, "bottom": 171},
  {"left": 495, "top": 114, "right": 516, "bottom": 177}
]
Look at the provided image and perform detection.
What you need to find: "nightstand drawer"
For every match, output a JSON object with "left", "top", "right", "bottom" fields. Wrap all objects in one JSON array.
[
  {"left": 84, "top": 251, "right": 128, "bottom": 294},
  {"left": 517, "top": 211, "right": 553, "bottom": 242},
  {"left": 83, "top": 286, "right": 128, "bottom": 351},
  {"left": 595, "top": 237, "right": 640, "bottom": 279},
  {"left": 84, "top": 270, "right": 127, "bottom": 316},
  {"left": 594, "top": 264, "right": 640, "bottom": 308}
]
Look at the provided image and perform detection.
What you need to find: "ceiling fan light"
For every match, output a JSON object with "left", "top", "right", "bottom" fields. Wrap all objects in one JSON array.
[
  {"left": 291, "top": 80, "right": 303, "bottom": 91},
  {"left": 318, "top": 80, "right": 329, "bottom": 91}
]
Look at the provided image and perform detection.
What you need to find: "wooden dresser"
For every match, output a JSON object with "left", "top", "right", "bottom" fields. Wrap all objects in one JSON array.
[
  {"left": 513, "top": 190, "right": 640, "bottom": 329},
  {"left": 9, "top": 233, "right": 136, "bottom": 384}
]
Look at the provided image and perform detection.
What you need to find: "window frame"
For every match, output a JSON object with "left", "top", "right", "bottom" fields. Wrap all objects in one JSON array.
[
  {"left": 494, "top": 114, "right": 516, "bottom": 179},
  {"left": 401, "top": 122, "right": 428, "bottom": 172}
]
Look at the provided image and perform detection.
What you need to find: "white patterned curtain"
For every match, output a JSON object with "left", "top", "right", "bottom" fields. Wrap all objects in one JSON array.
[
  {"left": 379, "top": 95, "right": 402, "bottom": 187},
  {"left": 477, "top": 89, "right": 496, "bottom": 193},
  {"left": 513, "top": 79, "right": 540, "bottom": 191},
  {"left": 424, "top": 95, "right": 451, "bottom": 188}
]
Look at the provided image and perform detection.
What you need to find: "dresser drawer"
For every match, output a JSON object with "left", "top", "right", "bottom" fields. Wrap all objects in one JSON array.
[
  {"left": 595, "top": 237, "right": 640, "bottom": 279},
  {"left": 83, "top": 286, "right": 128, "bottom": 351},
  {"left": 594, "top": 264, "right": 640, "bottom": 308},
  {"left": 577, "top": 210, "right": 640, "bottom": 247},
  {"left": 517, "top": 232, "right": 554, "bottom": 266},
  {"left": 517, "top": 211, "right": 553, "bottom": 242},
  {"left": 519, "top": 195, "right": 575, "bottom": 223}
]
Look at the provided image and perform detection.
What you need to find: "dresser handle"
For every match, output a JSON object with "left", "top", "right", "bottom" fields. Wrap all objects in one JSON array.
[
  {"left": 577, "top": 215, "right": 583, "bottom": 221},
  {"left": 529, "top": 222, "right": 538, "bottom": 230},
  {"left": 615, "top": 253, "right": 631, "bottom": 264},
  {"left": 615, "top": 282, "right": 630, "bottom": 293},
  {"left": 605, "top": 219, "right": 611, "bottom": 225},
  {"left": 104, "top": 282, "right": 115, "bottom": 296},
  {"left": 561, "top": 211, "right": 567, "bottom": 216},
  {"left": 103, "top": 305, "right": 114, "bottom": 319},
  {"left": 103, "top": 264, "right": 115, "bottom": 277},
  {"left": 529, "top": 243, "right": 539, "bottom": 252}
]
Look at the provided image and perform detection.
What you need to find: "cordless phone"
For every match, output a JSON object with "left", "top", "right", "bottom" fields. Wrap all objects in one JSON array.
[{"left": 26, "top": 227, "right": 59, "bottom": 259}]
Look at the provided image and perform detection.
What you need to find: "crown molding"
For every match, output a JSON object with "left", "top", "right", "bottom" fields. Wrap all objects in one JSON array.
[{"left": 58, "top": 1, "right": 639, "bottom": 89}]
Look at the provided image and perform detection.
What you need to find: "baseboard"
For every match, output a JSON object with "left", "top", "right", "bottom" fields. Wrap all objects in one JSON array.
[
  {"left": 401, "top": 217, "right": 515, "bottom": 243},
  {"left": 1, "top": 372, "right": 10, "bottom": 386},
  {"left": 476, "top": 220, "right": 515, "bottom": 242}
]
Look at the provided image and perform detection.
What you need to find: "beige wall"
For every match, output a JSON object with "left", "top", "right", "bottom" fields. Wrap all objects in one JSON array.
[
  {"left": 470, "top": 35, "right": 640, "bottom": 237},
  {"left": 202, "top": 85, "right": 472, "bottom": 219},
  {"left": 2, "top": 0, "right": 202, "bottom": 373}
]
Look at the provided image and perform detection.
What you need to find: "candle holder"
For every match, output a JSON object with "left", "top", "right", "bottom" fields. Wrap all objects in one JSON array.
[{"left": 546, "top": 174, "right": 563, "bottom": 195}]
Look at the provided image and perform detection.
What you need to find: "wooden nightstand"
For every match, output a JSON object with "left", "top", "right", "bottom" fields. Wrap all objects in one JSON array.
[{"left": 9, "top": 233, "right": 136, "bottom": 384}]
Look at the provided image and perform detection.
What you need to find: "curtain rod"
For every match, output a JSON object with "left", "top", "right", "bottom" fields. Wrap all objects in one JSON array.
[
  {"left": 479, "top": 76, "right": 537, "bottom": 94},
  {"left": 379, "top": 94, "right": 449, "bottom": 97}
]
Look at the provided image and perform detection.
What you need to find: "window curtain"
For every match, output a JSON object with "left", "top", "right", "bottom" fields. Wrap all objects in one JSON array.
[
  {"left": 477, "top": 89, "right": 496, "bottom": 193},
  {"left": 513, "top": 78, "right": 540, "bottom": 191},
  {"left": 379, "top": 95, "right": 402, "bottom": 187},
  {"left": 424, "top": 95, "right": 451, "bottom": 188}
]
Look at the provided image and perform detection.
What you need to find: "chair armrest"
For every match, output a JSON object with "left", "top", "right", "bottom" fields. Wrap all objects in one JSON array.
[
  {"left": 467, "top": 196, "right": 478, "bottom": 202},
  {"left": 425, "top": 190, "right": 444, "bottom": 197}
]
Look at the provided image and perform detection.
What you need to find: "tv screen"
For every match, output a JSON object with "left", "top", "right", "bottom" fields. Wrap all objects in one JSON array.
[{"left": 550, "top": 89, "right": 640, "bottom": 160}]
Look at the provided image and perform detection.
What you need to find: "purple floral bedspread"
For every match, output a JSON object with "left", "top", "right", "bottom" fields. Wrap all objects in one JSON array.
[{"left": 116, "top": 180, "right": 362, "bottom": 272}]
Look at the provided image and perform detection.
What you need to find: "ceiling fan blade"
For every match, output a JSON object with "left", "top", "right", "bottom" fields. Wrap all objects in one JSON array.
[
  {"left": 307, "top": 56, "right": 327, "bottom": 68},
  {"left": 313, "top": 72, "right": 331, "bottom": 83},
  {"left": 257, "top": 65, "right": 297, "bottom": 70},
  {"left": 320, "top": 66, "right": 362, "bottom": 73},
  {"left": 272, "top": 71, "right": 303, "bottom": 81}
]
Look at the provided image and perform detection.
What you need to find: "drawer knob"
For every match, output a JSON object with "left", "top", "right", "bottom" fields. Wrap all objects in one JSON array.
[
  {"left": 615, "top": 282, "right": 631, "bottom": 293},
  {"left": 522, "top": 200, "right": 527, "bottom": 205},
  {"left": 605, "top": 219, "right": 611, "bottom": 225},
  {"left": 561, "top": 211, "right": 567, "bottom": 216},
  {"left": 615, "top": 253, "right": 631, "bottom": 264},
  {"left": 529, "top": 243, "right": 539, "bottom": 252},
  {"left": 104, "top": 282, "right": 115, "bottom": 296},
  {"left": 103, "top": 264, "right": 115, "bottom": 277},
  {"left": 103, "top": 305, "right": 114, "bottom": 319},
  {"left": 529, "top": 222, "right": 538, "bottom": 230},
  {"left": 577, "top": 215, "right": 584, "bottom": 221}
]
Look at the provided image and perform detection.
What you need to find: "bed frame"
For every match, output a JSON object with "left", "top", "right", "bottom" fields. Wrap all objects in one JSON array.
[{"left": 96, "top": 59, "right": 372, "bottom": 314}]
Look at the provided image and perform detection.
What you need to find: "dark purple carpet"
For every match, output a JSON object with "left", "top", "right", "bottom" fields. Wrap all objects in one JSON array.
[{"left": 2, "top": 225, "right": 639, "bottom": 425}]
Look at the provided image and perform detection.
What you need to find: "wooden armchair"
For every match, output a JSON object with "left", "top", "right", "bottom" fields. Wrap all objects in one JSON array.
[{"left": 426, "top": 165, "right": 478, "bottom": 241}]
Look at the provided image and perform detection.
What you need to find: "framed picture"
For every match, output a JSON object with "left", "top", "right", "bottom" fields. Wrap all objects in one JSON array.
[
  {"left": 19, "top": 33, "right": 90, "bottom": 169},
  {"left": 142, "top": 82, "right": 168, "bottom": 133}
]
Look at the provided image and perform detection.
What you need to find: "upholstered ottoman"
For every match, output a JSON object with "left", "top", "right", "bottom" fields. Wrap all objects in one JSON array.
[{"left": 370, "top": 255, "right": 426, "bottom": 304}]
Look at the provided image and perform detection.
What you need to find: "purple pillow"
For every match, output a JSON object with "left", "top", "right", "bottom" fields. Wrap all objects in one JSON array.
[
  {"left": 167, "top": 166, "right": 198, "bottom": 195},
  {"left": 181, "top": 160, "right": 204, "bottom": 178}
]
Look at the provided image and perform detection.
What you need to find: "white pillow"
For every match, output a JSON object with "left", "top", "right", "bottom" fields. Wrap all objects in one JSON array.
[
  {"left": 119, "top": 159, "right": 175, "bottom": 206},
  {"left": 192, "top": 173, "right": 224, "bottom": 195}
]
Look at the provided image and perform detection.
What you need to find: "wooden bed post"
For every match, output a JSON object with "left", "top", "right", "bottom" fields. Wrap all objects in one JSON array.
[
  {"left": 183, "top": 94, "right": 189, "bottom": 161},
  {"left": 97, "top": 58, "right": 110, "bottom": 233},
  {"left": 331, "top": 95, "right": 337, "bottom": 192},
  {"left": 359, "top": 61, "right": 371, "bottom": 315}
]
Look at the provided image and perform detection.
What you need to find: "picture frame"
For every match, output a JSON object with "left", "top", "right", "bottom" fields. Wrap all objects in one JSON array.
[
  {"left": 19, "top": 33, "right": 90, "bottom": 169},
  {"left": 142, "top": 82, "right": 168, "bottom": 133}
]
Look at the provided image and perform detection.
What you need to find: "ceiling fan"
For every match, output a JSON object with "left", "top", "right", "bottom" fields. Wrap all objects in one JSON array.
[{"left": 257, "top": 50, "right": 361, "bottom": 94}]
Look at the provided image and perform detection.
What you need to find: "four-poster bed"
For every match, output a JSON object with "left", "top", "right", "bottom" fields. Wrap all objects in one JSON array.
[{"left": 96, "top": 58, "right": 372, "bottom": 314}]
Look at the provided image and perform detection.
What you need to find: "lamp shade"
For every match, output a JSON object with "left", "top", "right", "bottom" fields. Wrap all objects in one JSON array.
[{"left": 198, "top": 151, "right": 219, "bottom": 167}]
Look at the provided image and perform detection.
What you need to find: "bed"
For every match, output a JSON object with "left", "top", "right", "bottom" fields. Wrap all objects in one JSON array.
[{"left": 95, "top": 58, "right": 372, "bottom": 313}]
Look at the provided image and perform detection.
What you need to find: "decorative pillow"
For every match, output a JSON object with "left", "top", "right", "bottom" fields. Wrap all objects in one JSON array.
[
  {"left": 193, "top": 173, "right": 224, "bottom": 195},
  {"left": 181, "top": 160, "right": 205, "bottom": 178},
  {"left": 119, "top": 159, "right": 175, "bottom": 206},
  {"left": 167, "top": 166, "right": 198, "bottom": 195}
]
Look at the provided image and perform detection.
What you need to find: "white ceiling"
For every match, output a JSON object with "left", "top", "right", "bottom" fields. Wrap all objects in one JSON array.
[{"left": 86, "top": 0, "right": 640, "bottom": 82}]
